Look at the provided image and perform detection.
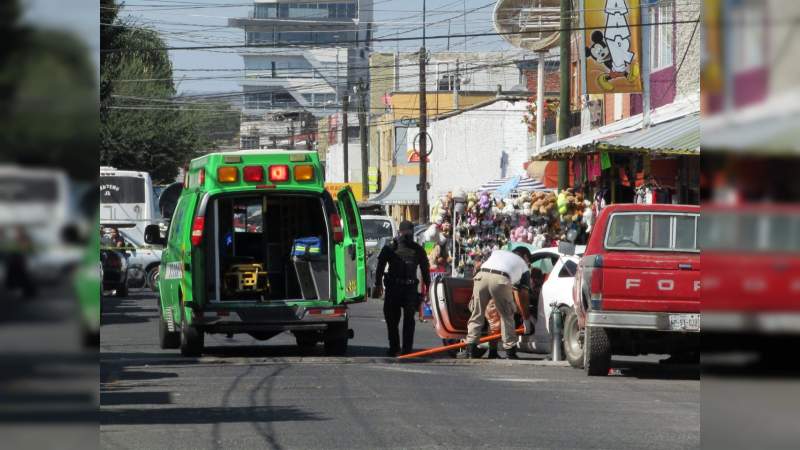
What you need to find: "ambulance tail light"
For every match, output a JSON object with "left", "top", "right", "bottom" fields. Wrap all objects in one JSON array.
[
  {"left": 198, "top": 168, "right": 205, "bottom": 185},
  {"left": 294, "top": 164, "right": 314, "bottom": 181},
  {"left": 218, "top": 166, "right": 238, "bottom": 183},
  {"left": 268, "top": 165, "right": 289, "bottom": 182},
  {"left": 243, "top": 165, "right": 264, "bottom": 182},
  {"left": 191, "top": 216, "right": 205, "bottom": 246},
  {"left": 330, "top": 214, "right": 343, "bottom": 243}
]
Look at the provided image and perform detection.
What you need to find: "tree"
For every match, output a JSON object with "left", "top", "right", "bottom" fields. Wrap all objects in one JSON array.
[
  {"left": 0, "top": 0, "right": 97, "bottom": 180},
  {"left": 100, "top": 0, "right": 239, "bottom": 183}
]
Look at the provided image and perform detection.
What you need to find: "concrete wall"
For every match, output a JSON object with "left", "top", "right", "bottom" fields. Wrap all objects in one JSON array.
[
  {"left": 674, "top": 4, "right": 701, "bottom": 100},
  {"left": 401, "top": 99, "right": 530, "bottom": 204}
]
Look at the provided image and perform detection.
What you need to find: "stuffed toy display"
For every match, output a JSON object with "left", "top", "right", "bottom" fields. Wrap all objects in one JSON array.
[{"left": 418, "top": 187, "right": 595, "bottom": 277}]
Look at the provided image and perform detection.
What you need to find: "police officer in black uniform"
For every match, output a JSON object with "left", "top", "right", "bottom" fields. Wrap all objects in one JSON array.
[{"left": 374, "top": 220, "right": 431, "bottom": 356}]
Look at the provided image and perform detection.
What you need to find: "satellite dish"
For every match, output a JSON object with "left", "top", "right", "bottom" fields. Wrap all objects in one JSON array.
[{"left": 493, "top": 0, "right": 561, "bottom": 52}]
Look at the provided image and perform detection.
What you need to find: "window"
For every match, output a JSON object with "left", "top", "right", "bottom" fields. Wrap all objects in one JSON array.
[
  {"left": 0, "top": 177, "right": 57, "bottom": 202},
  {"left": 100, "top": 176, "right": 145, "bottom": 204},
  {"left": 530, "top": 253, "right": 558, "bottom": 275},
  {"left": 731, "top": 2, "right": 765, "bottom": 72},
  {"left": 605, "top": 213, "right": 699, "bottom": 251},
  {"left": 558, "top": 260, "right": 578, "bottom": 278},
  {"left": 168, "top": 197, "right": 185, "bottom": 243},
  {"left": 649, "top": 1, "right": 674, "bottom": 71},
  {"left": 362, "top": 219, "right": 393, "bottom": 241},
  {"left": 232, "top": 200, "right": 263, "bottom": 233},
  {"left": 341, "top": 196, "right": 359, "bottom": 239}
]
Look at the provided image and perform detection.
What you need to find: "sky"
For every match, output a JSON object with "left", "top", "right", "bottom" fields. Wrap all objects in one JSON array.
[
  {"left": 23, "top": 0, "right": 101, "bottom": 72},
  {"left": 108, "top": 0, "right": 514, "bottom": 95}
]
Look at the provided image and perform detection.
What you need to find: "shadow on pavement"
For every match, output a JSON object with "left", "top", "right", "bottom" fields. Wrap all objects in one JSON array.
[
  {"left": 101, "top": 405, "right": 326, "bottom": 426},
  {"left": 101, "top": 391, "right": 172, "bottom": 406},
  {"left": 610, "top": 359, "right": 700, "bottom": 380}
]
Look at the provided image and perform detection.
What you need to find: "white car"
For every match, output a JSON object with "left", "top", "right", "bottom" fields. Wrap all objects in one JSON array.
[
  {"left": 361, "top": 215, "right": 397, "bottom": 253},
  {"left": 519, "top": 246, "right": 584, "bottom": 354}
]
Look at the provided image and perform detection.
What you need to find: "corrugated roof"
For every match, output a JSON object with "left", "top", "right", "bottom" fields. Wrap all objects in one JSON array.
[
  {"left": 370, "top": 175, "right": 419, "bottom": 205},
  {"left": 603, "top": 113, "right": 700, "bottom": 153}
]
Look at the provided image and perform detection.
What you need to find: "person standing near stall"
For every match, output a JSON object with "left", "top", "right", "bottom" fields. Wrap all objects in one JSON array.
[{"left": 374, "top": 221, "right": 431, "bottom": 356}]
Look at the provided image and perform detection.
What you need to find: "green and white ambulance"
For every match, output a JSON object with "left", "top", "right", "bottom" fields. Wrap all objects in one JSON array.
[{"left": 145, "top": 150, "right": 366, "bottom": 356}]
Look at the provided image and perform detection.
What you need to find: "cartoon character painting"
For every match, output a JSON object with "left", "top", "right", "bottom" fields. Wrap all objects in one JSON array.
[{"left": 584, "top": 0, "right": 642, "bottom": 93}]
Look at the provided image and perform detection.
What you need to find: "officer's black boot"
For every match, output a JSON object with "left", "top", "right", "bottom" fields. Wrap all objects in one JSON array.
[
  {"left": 504, "top": 346, "right": 519, "bottom": 360},
  {"left": 487, "top": 344, "right": 500, "bottom": 359},
  {"left": 465, "top": 343, "right": 479, "bottom": 359}
]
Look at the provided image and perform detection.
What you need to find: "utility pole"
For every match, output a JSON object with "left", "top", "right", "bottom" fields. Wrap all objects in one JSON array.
[
  {"left": 343, "top": 94, "right": 349, "bottom": 182},
  {"left": 557, "top": 0, "right": 571, "bottom": 191},
  {"left": 418, "top": 0, "right": 429, "bottom": 224},
  {"left": 288, "top": 119, "right": 295, "bottom": 149},
  {"left": 356, "top": 78, "right": 369, "bottom": 198}
]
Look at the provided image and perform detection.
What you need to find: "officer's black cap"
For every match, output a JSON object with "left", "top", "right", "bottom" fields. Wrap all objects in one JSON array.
[{"left": 398, "top": 220, "right": 414, "bottom": 232}]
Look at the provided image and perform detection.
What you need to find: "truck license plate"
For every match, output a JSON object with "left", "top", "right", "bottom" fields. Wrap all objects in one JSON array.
[{"left": 669, "top": 314, "right": 700, "bottom": 331}]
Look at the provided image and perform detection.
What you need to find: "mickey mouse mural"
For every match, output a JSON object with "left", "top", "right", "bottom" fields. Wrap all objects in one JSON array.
[{"left": 584, "top": 0, "right": 643, "bottom": 93}]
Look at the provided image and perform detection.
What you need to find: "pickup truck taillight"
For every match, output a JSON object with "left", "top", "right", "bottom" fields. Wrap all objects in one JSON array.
[
  {"left": 583, "top": 255, "right": 604, "bottom": 310},
  {"left": 191, "top": 216, "right": 205, "bottom": 246}
]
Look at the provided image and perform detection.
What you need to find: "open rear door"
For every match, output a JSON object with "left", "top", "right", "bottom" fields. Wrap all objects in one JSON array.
[{"left": 335, "top": 187, "right": 366, "bottom": 303}]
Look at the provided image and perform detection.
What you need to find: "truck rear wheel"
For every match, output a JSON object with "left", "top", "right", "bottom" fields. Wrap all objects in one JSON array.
[
  {"left": 295, "top": 331, "right": 319, "bottom": 350},
  {"left": 180, "top": 319, "right": 204, "bottom": 357},
  {"left": 584, "top": 326, "right": 611, "bottom": 376},
  {"left": 158, "top": 308, "right": 180, "bottom": 349},
  {"left": 323, "top": 322, "right": 348, "bottom": 356},
  {"left": 563, "top": 308, "right": 584, "bottom": 369}
]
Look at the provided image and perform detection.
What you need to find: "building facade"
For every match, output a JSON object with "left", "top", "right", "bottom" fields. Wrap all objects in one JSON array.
[{"left": 229, "top": 0, "right": 373, "bottom": 149}]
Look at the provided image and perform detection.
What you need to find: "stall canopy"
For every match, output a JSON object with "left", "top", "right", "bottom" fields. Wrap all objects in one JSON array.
[
  {"left": 478, "top": 175, "right": 549, "bottom": 195},
  {"left": 369, "top": 175, "right": 419, "bottom": 205},
  {"left": 534, "top": 96, "right": 700, "bottom": 160}
]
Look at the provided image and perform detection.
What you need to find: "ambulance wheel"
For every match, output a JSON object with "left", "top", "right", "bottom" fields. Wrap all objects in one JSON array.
[
  {"left": 295, "top": 331, "right": 319, "bottom": 350},
  {"left": 159, "top": 309, "right": 180, "bottom": 349},
  {"left": 180, "top": 320, "right": 204, "bottom": 357},
  {"left": 323, "top": 323, "right": 348, "bottom": 356},
  {"left": 563, "top": 308, "right": 584, "bottom": 369},
  {"left": 584, "top": 326, "right": 611, "bottom": 376}
]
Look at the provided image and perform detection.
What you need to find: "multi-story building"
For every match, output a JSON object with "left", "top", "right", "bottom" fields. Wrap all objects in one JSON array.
[{"left": 229, "top": 0, "right": 373, "bottom": 149}]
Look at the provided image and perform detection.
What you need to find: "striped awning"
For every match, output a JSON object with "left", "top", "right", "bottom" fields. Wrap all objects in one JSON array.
[
  {"left": 478, "top": 175, "right": 549, "bottom": 195},
  {"left": 602, "top": 113, "right": 700, "bottom": 154}
]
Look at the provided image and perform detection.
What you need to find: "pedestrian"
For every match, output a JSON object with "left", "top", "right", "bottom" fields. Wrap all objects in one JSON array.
[
  {"left": 374, "top": 220, "right": 431, "bottom": 356},
  {"left": 465, "top": 247, "right": 535, "bottom": 359}
]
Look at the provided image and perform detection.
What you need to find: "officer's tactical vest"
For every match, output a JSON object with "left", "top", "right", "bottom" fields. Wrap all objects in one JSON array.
[{"left": 388, "top": 239, "right": 419, "bottom": 282}]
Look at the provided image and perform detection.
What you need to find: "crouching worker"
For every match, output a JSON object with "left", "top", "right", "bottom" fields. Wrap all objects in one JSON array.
[
  {"left": 375, "top": 221, "right": 431, "bottom": 356},
  {"left": 465, "top": 247, "right": 534, "bottom": 359}
]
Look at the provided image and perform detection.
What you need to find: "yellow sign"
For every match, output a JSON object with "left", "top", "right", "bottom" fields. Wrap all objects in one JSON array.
[
  {"left": 584, "top": 0, "right": 643, "bottom": 93},
  {"left": 324, "top": 183, "right": 363, "bottom": 201}
]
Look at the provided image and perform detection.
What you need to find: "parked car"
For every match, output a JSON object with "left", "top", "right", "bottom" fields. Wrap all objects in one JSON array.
[
  {"left": 119, "top": 228, "right": 162, "bottom": 291},
  {"left": 361, "top": 215, "right": 396, "bottom": 254},
  {"left": 429, "top": 245, "right": 584, "bottom": 356},
  {"left": 564, "top": 204, "right": 700, "bottom": 376},
  {"left": 518, "top": 252, "right": 582, "bottom": 354}
]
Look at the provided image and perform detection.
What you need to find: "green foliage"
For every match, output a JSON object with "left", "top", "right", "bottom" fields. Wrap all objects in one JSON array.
[
  {"left": 100, "top": 0, "right": 239, "bottom": 183},
  {"left": 0, "top": 0, "right": 97, "bottom": 180}
]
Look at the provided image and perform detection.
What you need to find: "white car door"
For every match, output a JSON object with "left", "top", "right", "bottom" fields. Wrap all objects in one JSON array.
[{"left": 539, "top": 256, "right": 580, "bottom": 334}]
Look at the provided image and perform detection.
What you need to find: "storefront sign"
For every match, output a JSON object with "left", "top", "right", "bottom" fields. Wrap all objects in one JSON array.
[
  {"left": 583, "top": 0, "right": 643, "bottom": 93},
  {"left": 324, "top": 183, "right": 363, "bottom": 201}
]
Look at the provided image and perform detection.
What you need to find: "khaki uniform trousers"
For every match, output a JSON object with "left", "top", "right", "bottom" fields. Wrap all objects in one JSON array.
[{"left": 466, "top": 272, "right": 517, "bottom": 350}]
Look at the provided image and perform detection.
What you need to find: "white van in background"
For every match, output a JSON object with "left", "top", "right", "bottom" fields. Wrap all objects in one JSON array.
[{"left": 100, "top": 167, "right": 159, "bottom": 242}]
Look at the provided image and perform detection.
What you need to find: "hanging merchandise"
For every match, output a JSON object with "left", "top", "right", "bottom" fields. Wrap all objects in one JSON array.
[
  {"left": 424, "top": 187, "right": 592, "bottom": 277},
  {"left": 600, "top": 151, "right": 612, "bottom": 170}
]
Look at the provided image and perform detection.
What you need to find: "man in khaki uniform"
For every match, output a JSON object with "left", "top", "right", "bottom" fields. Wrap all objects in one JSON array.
[{"left": 466, "top": 247, "right": 534, "bottom": 359}]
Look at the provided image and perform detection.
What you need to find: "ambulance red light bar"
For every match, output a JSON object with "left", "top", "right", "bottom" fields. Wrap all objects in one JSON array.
[
  {"left": 243, "top": 165, "right": 264, "bottom": 182},
  {"left": 268, "top": 165, "right": 289, "bottom": 182}
]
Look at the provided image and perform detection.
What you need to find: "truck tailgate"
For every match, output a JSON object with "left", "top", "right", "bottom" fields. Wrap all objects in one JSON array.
[{"left": 601, "top": 252, "right": 700, "bottom": 313}]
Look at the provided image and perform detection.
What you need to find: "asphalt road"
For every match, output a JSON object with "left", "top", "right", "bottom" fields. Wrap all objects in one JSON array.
[{"left": 100, "top": 289, "right": 700, "bottom": 450}]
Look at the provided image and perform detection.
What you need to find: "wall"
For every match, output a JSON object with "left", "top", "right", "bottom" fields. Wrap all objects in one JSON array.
[{"left": 404, "top": 99, "right": 530, "bottom": 204}]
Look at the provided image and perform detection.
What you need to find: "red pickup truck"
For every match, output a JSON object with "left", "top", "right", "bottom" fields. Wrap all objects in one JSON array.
[{"left": 564, "top": 204, "right": 700, "bottom": 376}]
